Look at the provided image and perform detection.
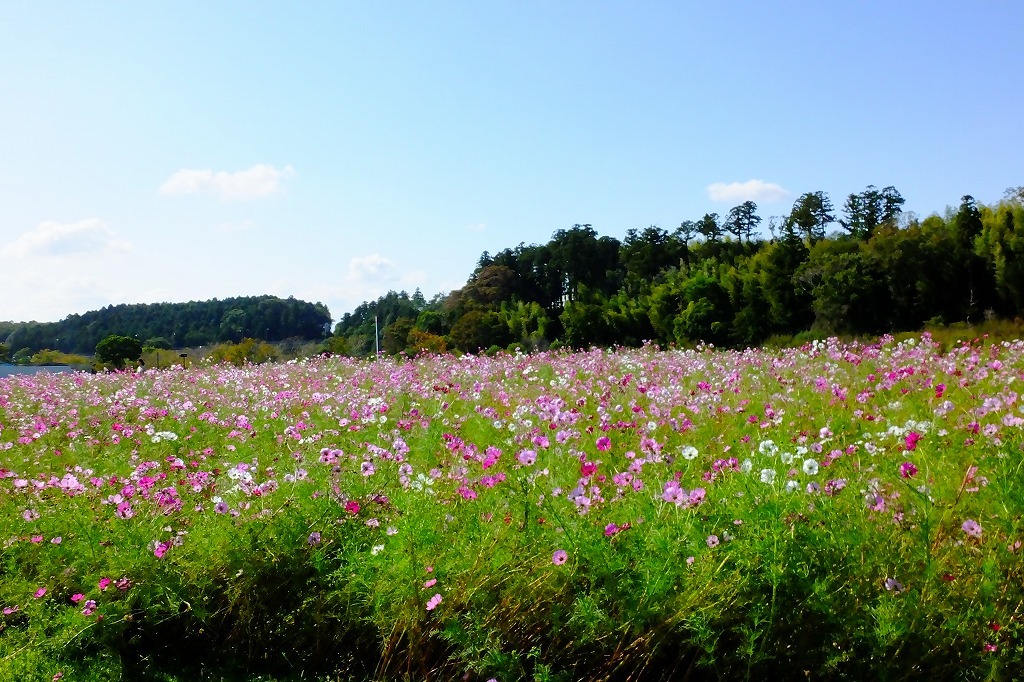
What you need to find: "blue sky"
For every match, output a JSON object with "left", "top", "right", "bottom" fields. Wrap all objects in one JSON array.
[{"left": 2, "top": 2, "right": 1022, "bottom": 323}]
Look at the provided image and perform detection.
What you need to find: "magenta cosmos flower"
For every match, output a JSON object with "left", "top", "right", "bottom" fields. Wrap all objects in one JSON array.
[
  {"left": 551, "top": 549, "right": 568, "bottom": 565},
  {"left": 899, "top": 461, "right": 918, "bottom": 478}
]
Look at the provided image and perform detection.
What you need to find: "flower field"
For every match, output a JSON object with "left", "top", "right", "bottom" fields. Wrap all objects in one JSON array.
[{"left": 2, "top": 335, "right": 1023, "bottom": 681}]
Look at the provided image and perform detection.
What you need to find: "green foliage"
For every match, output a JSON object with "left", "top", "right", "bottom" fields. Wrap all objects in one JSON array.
[
  {"left": 28, "top": 349, "right": 91, "bottom": 366},
  {"left": 3, "top": 295, "right": 331, "bottom": 356},
  {"left": 207, "top": 338, "right": 279, "bottom": 366},
  {"left": 0, "top": 342, "right": 9, "bottom": 362},
  {"left": 95, "top": 335, "right": 143, "bottom": 368}
]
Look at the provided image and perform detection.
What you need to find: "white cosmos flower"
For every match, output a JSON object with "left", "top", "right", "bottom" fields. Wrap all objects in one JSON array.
[
  {"left": 802, "top": 458, "right": 819, "bottom": 476},
  {"left": 760, "top": 468, "right": 777, "bottom": 485},
  {"left": 681, "top": 445, "right": 698, "bottom": 460}
]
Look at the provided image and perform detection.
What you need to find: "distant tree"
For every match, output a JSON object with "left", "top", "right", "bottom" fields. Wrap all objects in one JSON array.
[
  {"left": 208, "top": 338, "right": 279, "bottom": 366},
  {"left": 143, "top": 337, "right": 173, "bottom": 351},
  {"left": 220, "top": 308, "right": 247, "bottom": 342},
  {"left": 548, "top": 224, "right": 621, "bottom": 303},
  {"left": 724, "top": 201, "right": 762, "bottom": 242},
  {"left": 840, "top": 185, "right": 904, "bottom": 239},
  {"left": 447, "top": 310, "right": 510, "bottom": 353},
  {"left": 695, "top": 213, "right": 722, "bottom": 242},
  {"left": 406, "top": 328, "right": 448, "bottom": 355},
  {"left": 382, "top": 318, "right": 415, "bottom": 355},
  {"left": 29, "top": 349, "right": 90, "bottom": 366},
  {"left": 96, "top": 335, "right": 143, "bottom": 369},
  {"left": 464, "top": 265, "right": 518, "bottom": 306},
  {"left": 322, "top": 335, "right": 351, "bottom": 356},
  {"left": 676, "top": 220, "right": 699, "bottom": 245},
  {"left": 619, "top": 225, "right": 686, "bottom": 294},
  {"left": 0, "top": 342, "right": 9, "bottom": 362},
  {"left": 787, "top": 191, "right": 835, "bottom": 244}
]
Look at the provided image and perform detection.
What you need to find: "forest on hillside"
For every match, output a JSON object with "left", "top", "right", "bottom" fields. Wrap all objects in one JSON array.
[
  {"left": 333, "top": 185, "right": 1024, "bottom": 356},
  {"left": 0, "top": 295, "right": 332, "bottom": 358}
]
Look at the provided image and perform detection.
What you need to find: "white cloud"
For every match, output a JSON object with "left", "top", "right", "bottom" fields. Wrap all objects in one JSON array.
[
  {"left": 1, "top": 219, "right": 131, "bottom": 258},
  {"left": 346, "top": 254, "right": 398, "bottom": 283},
  {"left": 706, "top": 179, "right": 791, "bottom": 203},
  {"left": 159, "top": 164, "right": 295, "bottom": 200}
]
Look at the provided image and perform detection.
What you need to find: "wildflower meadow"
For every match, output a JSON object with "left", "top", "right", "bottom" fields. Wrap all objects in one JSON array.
[{"left": 2, "top": 334, "right": 1023, "bottom": 680}]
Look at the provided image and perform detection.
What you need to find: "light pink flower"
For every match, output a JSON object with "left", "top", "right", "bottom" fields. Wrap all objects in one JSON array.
[{"left": 962, "top": 519, "right": 982, "bottom": 538}]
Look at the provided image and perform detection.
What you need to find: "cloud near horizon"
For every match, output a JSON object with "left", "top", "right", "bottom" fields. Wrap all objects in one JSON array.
[
  {"left": 159, "top": 164, "right": 295, "bottom": 200},
  {"left": 706, "top": 179, "right": 791, "bottom": 203},
  {"left": 1, "top": 219, "right": 131, "bottom": 258}
]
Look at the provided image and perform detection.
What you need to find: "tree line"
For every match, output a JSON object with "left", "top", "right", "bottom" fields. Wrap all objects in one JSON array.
[
  {"left": 1, "top": 295, "right": 332, "bottom": 360},
  {"left": 332, "top": 185, "right": 1024, "bottom": 356}
]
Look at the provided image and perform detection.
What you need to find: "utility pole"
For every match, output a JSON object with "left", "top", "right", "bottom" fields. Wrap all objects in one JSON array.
[{"left": 375, "top": 315, "right": 380, "bottom": 357}]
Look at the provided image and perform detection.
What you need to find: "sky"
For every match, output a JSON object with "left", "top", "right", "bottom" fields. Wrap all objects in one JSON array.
[{"left": 2, "top": 2, "right": 1022, "bottom": 324}]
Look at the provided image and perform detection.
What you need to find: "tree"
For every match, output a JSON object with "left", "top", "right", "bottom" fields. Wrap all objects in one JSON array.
[
  {"left": 724, "top": 201, "right": 762, "bottom": 243},
  {"left": 1003, "top": 186, "right": 1024, "bottom": 204},
  {"left": 144, "top": 337, "right": 173, "bottom": 351},
  {"left": 787, "top": 192, "right": 834, "bottom": 244},
  {"left": 548, "top": 224, "right": 621, "bottom": 303},
  {"left": 696, "top": 213, "right": 722, "bottom": 242},
  {"left": 840, "top": 185, "right": 904, "bottom": 239},
  {"left": 382, "top": 318, "right": 415, "bottom": 355},
  {"left": 0, "top": 343, "right": 9, "bottom": 362},
  {"left": 619, "top": 225, "right": 686, "bottom": 294},
  {"left": 96, "top": 335, "right": 143, "bottom": 369}
]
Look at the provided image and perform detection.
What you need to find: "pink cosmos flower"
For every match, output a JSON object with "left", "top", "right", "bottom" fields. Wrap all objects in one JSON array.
[
  {"left": 344, "top": 500, "right": 361, "bottom": 515},
  {"left": 517, "top": 449, "right": 537, "bottom": 466},
  {"left": 98, "top": 577, "right": 111, "bottom": 591},
  {"left": 425, "top": 593, "right": 442, "bottom": 611},
  {"left": 423, "top": 578, "right": 437, "bottom": 589},
  {"left": 706, "top": 535, "right": 720, "bottom": 548},
  {"left": 33, "top": 587, "right": 47, "bottom": 599},
  {"left": 596, "top": 436, "right": 611, "bottom": 452},
  {"left": 552, "top": 549, "right": 568, "bottom": 565},
  {"left": 962, "top": 519, "right": 982, "bottom": 538},
  {"left": 71, "top": 593, "right": 85, "bottom": 603},
  {"left": 899, "top": 461, "right": 918, "bottom": 478}
]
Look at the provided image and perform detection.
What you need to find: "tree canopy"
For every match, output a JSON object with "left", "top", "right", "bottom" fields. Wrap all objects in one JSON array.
[{"left": 331, "top": 185, "right": 1024, "bottom": 357}]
